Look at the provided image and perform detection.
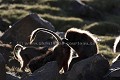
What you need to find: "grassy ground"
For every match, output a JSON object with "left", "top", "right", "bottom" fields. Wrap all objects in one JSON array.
[{"left": 0, "top": 0, "right": 120, "bottom": 73}]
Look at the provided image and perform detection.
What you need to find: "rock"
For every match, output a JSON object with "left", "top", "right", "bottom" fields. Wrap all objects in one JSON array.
[
  {"left": 106, "top": 69, "right": 120, "bottom": 80},
  {"left": 6, "top": 72, "right": 20, "bottom": 80},
  {"left": 64, "top": 0, "right": 103, "bottom": 20},
  {"left": 55, "top": 32, "right": 65, "bottom": 38},
  {"left": 0, "top": 43, "right": 13, "bottom": 63},
  {"left": 48, "top": 0, "right": 103, "bottom": 20},
  {"left": 0, "top": 53, "right": 6, "bottom": 80},
  {"left": 22, "top": 61, "right": 60, "bottom": 80},
  {"left": 0, "top": 18, "right": 10, "bottom": 32},
  {"left": 105, "top": 58, "right": 120, "bottom": 80},
  {"left": 0, "top": 13, "right": 55, "bottom": 46},
  {"left": 65, "top": 54, "right": 110, "bottom": 80}
]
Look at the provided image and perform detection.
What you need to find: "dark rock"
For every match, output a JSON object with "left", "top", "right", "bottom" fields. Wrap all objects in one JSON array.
[
  {"left": 106, "top": 69, "right": 120, "bottom": 80},
  {"left": 105, "top": 57, "right": 120, "bottom": 80},
  {"left": 55, "top": 32, "right": 65, "bottom": 38},
  {"left": 22, "top": 61, "right": 60, "bottom": 80},
  {"left": 6, "top": 72, "right": 20, "bottom": 80},
  {"left": 0, "top": 43, "right": 13, "bottom": 62},
  {"left": 0, "top": 13, "right": 55, "bottom": 46},
  {"left": 45, "top": 0, "right": 103, "bottom": 20},
  {"left": 0, "top": 53, "right": 6, "bottom": 80},
  {"left": 0, "top": 18, "right": 10, "bottom": 32},
  {"left": 66, "top": 54, "right": 110, "bottom": 80},
  {"left": 64, "top": 0, "right": 103, "bottom": 20}
]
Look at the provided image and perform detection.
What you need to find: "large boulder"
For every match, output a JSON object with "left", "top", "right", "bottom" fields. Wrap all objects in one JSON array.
[
  {"left": 0, "top": 13, "right": 55, "bottom": 46},
  {"left": 61, "top": 0, "right": 103, "bottom": 20},
  {"left": 0, "top": 53, "right": 6, "bottom": 80},
  {"left": 105, "top": 56, "right": 120, "bottom": 80},
  {"left": 22, "top": 61, "right": 60, "bottom": 80},
  {"left": 65, "top": 54, "right": 110, "bottom": 80}
]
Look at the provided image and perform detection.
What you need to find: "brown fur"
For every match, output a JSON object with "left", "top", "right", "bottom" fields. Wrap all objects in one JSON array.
[
  {"left": 13, "top": 44, "right": 49, "bottom": 71},
  {"left": 28, "top": 28, "right": 71, "bottom": 73},
  {"left": 63, "top": 28, "right": 98, "bottom": 69},
  {"left": 64, "top": 28, "right": 98, "bottom": 58},
  {"left": 27, "top": 50, "right": 53, "bottom": 73}
]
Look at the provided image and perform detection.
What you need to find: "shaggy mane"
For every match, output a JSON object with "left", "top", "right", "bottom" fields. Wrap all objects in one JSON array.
[{"left": 65, "top": 28, "right": 98, "bottom": 43}]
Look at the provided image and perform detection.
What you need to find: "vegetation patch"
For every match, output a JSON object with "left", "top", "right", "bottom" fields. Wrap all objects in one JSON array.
[
  {"left": 83, "top": 22, "right": 120, "bottom": 36},
  {"left": 85, "top": 0, "right": 120, "bottom": 13},
  {"left": 40, "top": 14, "right": 86, "bottom": 31},
  {"left": 0, "top": 9, "right": 29, "bottom": 25}
]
